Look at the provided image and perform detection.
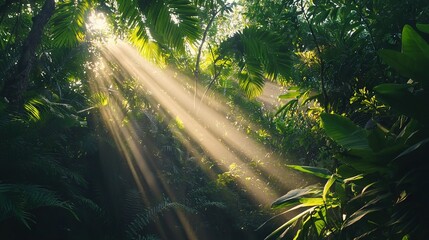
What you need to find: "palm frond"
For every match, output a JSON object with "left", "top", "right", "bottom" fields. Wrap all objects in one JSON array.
[
  {"left": 220, "top": 27, "right": 292, "bottom": 98},
  {"left": 239, "top": 57, "right": 265, "bottom": 98},
  {"left": 117, "top": 0, "right": 200, "bottom": 55},
  {"left": 146, "top": 0, "right": 200, "bottom": 51},
  {"left": 22, "top": 96, "right": 78, "bottom": 126},
  {"left": 129, "top": 27, "right": 166, "bottom": 64},
  {"left": 50, "top": 0, "right": 92, "bottom": 47},
  {"left": 241, "top": 27, "right": 291, "bottom": 79}
]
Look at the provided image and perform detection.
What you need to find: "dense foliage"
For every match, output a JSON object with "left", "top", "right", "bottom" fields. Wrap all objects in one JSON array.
[{"left": 0, "top": 0, "right": 428, "bottom": 239}]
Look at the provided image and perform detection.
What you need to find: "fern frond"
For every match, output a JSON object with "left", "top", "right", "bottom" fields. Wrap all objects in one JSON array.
[
  {"left": 126, "top": 199, "right": 196, "bottom": 240},
  {"left": 0, "top": 184, "right": 73, "bottom": 228},
  {"left": 72, "top": 195, "right": 103, "bottom": 216},
  {"left": 27, "top": 156, "right": 88, "bottom": 187}
]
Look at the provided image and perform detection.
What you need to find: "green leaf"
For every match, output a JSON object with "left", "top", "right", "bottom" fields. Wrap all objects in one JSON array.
[
  {"left": 342, "top": 207, "right": 384, "bottom": 228},
  {"left": 320, "top": 113, "right": 370, "bottom": 150},
  {"left": 299, "top": 198, "right": 324, "bottom": 206},
  {"left": 379, "top": 25, "right": 429, "bottom": 87},
  {"left": 374, "top": 84, "right": 428, "bottom": 122},
  {"left": 287, "top": 165, "right": 332, "bottom": 179},
  {"left": 416, "top": 24, "right": 429, "bottom": 34},
  {"left": 272, "top": 186, "right": 321, "bottom": 209},
  {"left": 343, "top": 174, "right": 364, "bottom": 183},
  {"left": 337, "top": 165, "right": 360, "bottom": 178},
  {"left": 401, "top": 25, "right": 429, "bottom": 61},
  {"left": 322, "top": 175, "right": 336, "bottom": 201},
  {"left": 279, "top": 91, "right": 301, "bottom": 99},
  {"left": 265, "top": 207, "right": 316, "bottom": 240},
  {"left": 238, "top": 57, "right": 265, "bottom": 98},
  {"left": 378, "top": 50, "right": 427, "bottom": 84},
  {"left": 50, "top": 1, "right": 90, "bottom": 47},
  {"left": 0, "top": 184, "right": 73, "bottom": 228},
  {"left": 393, "top": 138, "right": 429, "bottom": 161},
  {"left": 275, "top": 99, "right": 298, "bottom": 118},
  {"left": 402, "top": 234, "right": 411, "bottom": 240},
  {"left": 220, "top": 27, "right": 292, "bottom": 98}
]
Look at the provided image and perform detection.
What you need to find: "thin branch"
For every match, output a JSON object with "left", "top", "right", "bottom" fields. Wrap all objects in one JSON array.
[
  {"left": 300, "top": 0, "right": 329, "bottom": 112},
  {"left": 199, "top": 44, "right": 223, "bottom": 105},
  {"left": 194, "top": 6, "right": 222, "bottom": 110}
]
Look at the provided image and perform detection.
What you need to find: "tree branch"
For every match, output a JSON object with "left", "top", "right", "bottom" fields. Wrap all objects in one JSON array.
[
  {"left": 194, "top": 6, "right": 222, "bottom": 109},
  {"left": 300, "top": 0, "right": 329, "bottom": 112},
  {"left": 2, "top": 0, "right": 55, "bottom": 104}
]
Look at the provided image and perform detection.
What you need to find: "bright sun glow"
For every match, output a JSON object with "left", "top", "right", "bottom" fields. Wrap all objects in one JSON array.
[
  {"left": 86, "top": 11, "right": 113, "bottom": 42},
  {"left": 87, "top": 12, "right": 108, "bottom": 31}
]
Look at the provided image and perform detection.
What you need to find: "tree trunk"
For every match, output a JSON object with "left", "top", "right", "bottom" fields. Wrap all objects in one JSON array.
[{"left": 2, "top": 0, "right": 55, "bottom": 104}]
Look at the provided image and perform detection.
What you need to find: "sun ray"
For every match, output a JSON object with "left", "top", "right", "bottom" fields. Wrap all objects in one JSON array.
[
  {"left": 97, "top": 40, "right": 304, "bottom": 205},
  {"left": 85, "top": 13, "right": 303, "bottom": 236}
]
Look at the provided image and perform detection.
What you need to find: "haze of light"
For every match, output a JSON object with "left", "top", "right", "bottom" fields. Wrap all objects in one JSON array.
[
  {"left": 101, "top": 40, "right": 303, "bottom": 203},
  {"left": 85, "top": 11, "right": 304, "bottom": 238}
]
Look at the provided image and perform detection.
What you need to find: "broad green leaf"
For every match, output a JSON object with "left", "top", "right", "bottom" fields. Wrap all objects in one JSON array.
[
  {"left": 393, "top": 138, "right": 429, "bottom": 161},
  {"left": 343, "top": 174, "right": 364, "bottom": 183},
  {"left": 313, "top": 210, "right": 326, "bottom": 236},
  {"left": 397, "top": 119, "right": 419, "bottom": 143},
  {"left": 302, "top": 92, "right": 321, "bottom": 105},
  {"left": 379, "top": 25, "right": 429, "bottom": 87},
  {"left": 221, "top": 27, "right": 292, "bottom": 98},
  {"left": 378, "top": 50, "right": 426, "bottom": 83},
  {"left": 272, "top": 186, "right": 321, "bottom": 209},
  {"left": 321, "top": 113, "right": 370, "bottom": 150},
  {"left": 401, "top": 25, "right": 429, "bottom": 61},
  {"left": 323, "top": 175, "right": 336, "bottom": 201},
  {"left": 279, "top": 91, "right": 300, "bottom": 99},
  {"left": 337, "top": 165, "right": 359, "bottom": 178},
  {"left": 275, "top": 99, "right": 298, "bottom": 117},
  {"left": 287, "top": 165, "right": 332, "bottom": 179},
  {"left": 288, "top": 86, "right": 300, "bottom": 91},
  {"left": 338, "top": 154, "right": 388, "bottom": 174},
  {"left": 416, "top": 24, "right": 429, "bottom": 34},
  {"left": 265, "top": 207, "right": 316, "bottom": 240},
  {"left": 374, "top": 84, "right": 428, "bottom": 122},
  {"left": 299, "top": 197, "right": 324, "bottom": 206},
  {"left": 342, "top": 207, "right": 383, "bottom": 228}
]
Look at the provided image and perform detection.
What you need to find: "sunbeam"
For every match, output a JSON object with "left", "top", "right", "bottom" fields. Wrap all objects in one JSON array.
[
  {"left": 94, "top": 40, "right": 304, "bottom": 206},
  {"left": 87, "top": 55, "right": 201, "bottom": 239}
]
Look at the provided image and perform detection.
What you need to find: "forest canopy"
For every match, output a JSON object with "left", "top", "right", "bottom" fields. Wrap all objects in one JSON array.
[{"left": 0, "top": 0, "right": 428, "bottom": 239}]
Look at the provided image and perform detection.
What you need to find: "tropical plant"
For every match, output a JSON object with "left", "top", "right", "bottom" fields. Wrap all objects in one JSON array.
[
  {"left": 264, "top": 24, "right": 429, "bottom": 239},
  {"left": 219, "top": 27, "right": 292, "bottom": 98}
]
